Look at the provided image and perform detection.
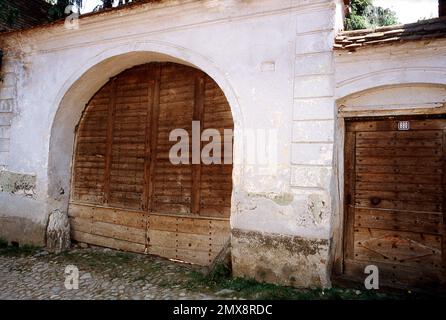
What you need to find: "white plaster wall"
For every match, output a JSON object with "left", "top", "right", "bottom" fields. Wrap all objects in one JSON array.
[
  {"left": 0, "top": 58, "right": 16, "bottom": 168},
  {"left": 0, "top": 0, "right": 341, "bottom": 246},
  {"left": 335, "top": 39, "right": 446, "bottom": 100}
]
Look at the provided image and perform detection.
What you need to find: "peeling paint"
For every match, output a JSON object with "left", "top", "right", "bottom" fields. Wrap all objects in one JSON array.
[
  {"left": 307, "top": 194, "right": 327, "bottom": 224},
  {"left": 0, "top": 169, "right": 36, "bottom": 198},
  {"left": 247, "top": 192, "right": 294, "bottom": 206},
  {"left": 232, "top": 228, "right": 331, "bottom": 288},
  {"left": 232, "top": 229, "right": 328, "bottom": 256}
]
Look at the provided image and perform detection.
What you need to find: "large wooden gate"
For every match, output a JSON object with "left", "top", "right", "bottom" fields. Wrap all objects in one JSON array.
[
  {"left": 343, "top": 116, "right": 446, "bottom": 290},
  {"left": 68, "top": 63, "right": 233, "bottom": 266}
]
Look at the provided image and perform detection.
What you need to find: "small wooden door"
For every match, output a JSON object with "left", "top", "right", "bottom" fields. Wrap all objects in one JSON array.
[{"left": 343, "top": 116, "right": 446, "bottom": 290}]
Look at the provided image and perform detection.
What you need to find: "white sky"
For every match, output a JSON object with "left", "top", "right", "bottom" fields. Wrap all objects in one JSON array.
[
  {"left": 374, "top": 0, "right": 438, "bottom": 23},
  {"left": 81, "top": 0, "right": 101, "bottom": 13},
  {"left": 81, "top": 0, "right": 439, "bottom": 24}
]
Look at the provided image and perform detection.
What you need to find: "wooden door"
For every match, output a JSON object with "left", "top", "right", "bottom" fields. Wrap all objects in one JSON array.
[
  {"left": 343, "top": 116, "right": 446, "bottom": 290},
  {"left": 69, "top": 62, "right": 233, "bottom": 266}
]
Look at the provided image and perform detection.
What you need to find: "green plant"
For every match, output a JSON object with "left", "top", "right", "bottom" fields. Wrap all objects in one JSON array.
[
  {"left": 345, "top": 0, "right": 398, "bottom": 30},
  {"left": 0, "top": 243, "right": 41, "bottom": 257},
  {"left": 0, "top": 1, "right": 20, "bottom": 27}
]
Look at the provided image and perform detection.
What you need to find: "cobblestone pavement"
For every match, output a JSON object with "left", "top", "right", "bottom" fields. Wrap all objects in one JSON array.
[
  {"left": 0, "top": 245, "right": 426, "bottom": 300},
  {"left": 0, "top": 247, "right": 229, "bottom": 300}
]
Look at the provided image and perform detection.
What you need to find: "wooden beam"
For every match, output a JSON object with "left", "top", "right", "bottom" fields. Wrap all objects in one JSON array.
[
  {"left": 191, "top": 72, "right": 205, "bottom": 215},
  {"left": 147, "top": 64, "right": 161, "bottom": 212},
  {"left": 440, "top": 0, "right": 446, "bottom": 17},
  {"left": 142, "top": 65, "right": 155, "bottom": 211},
  {"left": 442, "top": 128, "right": 446, "bottom": 268},
  {"left": 342, "top": 130, "right": 356, "bottom": 269},
  {"left": 103, "top": 78, "right": 118, "bottom": 205}
]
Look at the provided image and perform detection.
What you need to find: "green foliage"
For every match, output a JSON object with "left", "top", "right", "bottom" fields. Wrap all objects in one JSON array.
[
  {"left": 0, "top": 0, "right": 20, "bottom": 27},
  {"left": 182, "top": 263, "right": 401, "bottom": 300},
  {"left": 345, "top": 0, "right": 399, "bottom": 30},
  {"left": 46, "top": 0, "right": 83, "bottom": 21}
]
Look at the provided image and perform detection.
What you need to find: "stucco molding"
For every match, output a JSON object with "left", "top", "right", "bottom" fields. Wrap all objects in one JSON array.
[{"left": 336, "top": 67, "right": 446, "bottom": 100}]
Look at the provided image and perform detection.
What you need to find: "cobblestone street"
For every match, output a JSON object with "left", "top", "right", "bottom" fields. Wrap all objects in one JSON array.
[
  {"left": 0, "top": 245, "right": 420, "bottom": 300},
  {"left": 0, "top": 247, "right": 226, "bottom": 300}
]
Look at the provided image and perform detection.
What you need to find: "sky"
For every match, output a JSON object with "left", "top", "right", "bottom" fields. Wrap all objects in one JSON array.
[
  {"left": 81, "top": 0, "right": 439, "bottom": 24},
  {"left": 374, "top": 0, "right": 438, "bottom": 23}
]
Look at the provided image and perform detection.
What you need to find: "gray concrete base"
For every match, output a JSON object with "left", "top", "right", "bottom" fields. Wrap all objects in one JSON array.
[{"left": 231, "top": 229, "right": 331, "bottom": 288}]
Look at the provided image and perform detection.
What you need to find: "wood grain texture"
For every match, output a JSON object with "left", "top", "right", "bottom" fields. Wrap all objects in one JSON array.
[
  {"left": 69, "top": 62, "right": 233, "bottom": 265},
  {"left": 343, "top": 117, "right": 446, "bottom": 290}
]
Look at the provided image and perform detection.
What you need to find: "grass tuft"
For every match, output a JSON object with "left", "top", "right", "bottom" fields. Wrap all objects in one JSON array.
[
  {"left": 183, "top": 263, "right": 402, "bottom": 300},
  {"left": 0, "top": 243, "right": 41, "bottom": 257}
]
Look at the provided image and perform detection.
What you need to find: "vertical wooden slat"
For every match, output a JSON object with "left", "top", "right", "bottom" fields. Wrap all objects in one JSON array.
[
  {"left": 103, "top": 78, "right": 118, "bottom": 205},
  {"left": 442, "top": 128, "right": 446, "bottom": 270},
  {"left": 343, "top": 129, "right": 356, "bottom": 265},
  {"left": 191, "top": 72, "right": 205, "bottom": 215},
  {"left": 147, "top": 64, "right": 161, "bottom": 212},
  {"left": 142, "top": 65, "right": 155, "bottom": 211}
]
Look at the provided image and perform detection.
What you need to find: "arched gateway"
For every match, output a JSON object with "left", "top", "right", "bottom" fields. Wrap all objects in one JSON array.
[{"left": 68, "top": 62, "right": 233, "bottom": 266}]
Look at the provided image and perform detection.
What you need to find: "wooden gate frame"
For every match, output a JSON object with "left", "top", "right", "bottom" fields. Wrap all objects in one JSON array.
[
  {"left": 332, "top": 102, "right": 446, "bottom": 281},
  {"left": 67, "top": 62, "right": 233, "bottom": 266}
]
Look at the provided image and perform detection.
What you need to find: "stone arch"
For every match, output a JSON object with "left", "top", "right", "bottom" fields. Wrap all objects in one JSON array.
[
  {"left": 337, "top": 82, "right": 446, "bottom": 113},
  {"left": 46, "top": 42, "right": 243, "bottom": 251}
]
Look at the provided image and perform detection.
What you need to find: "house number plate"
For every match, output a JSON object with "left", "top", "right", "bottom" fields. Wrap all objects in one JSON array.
[{"left": 398, "top": 121, "right": 410, "bottom": 131}]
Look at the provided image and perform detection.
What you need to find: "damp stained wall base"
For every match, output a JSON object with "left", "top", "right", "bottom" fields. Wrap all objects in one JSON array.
[{"left": 231, "top": 229, "right": 331, "bottom": 288}]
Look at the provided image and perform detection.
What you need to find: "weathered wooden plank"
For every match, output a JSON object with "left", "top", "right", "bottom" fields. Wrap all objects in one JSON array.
[
  {"left": 72, "top": 230, "right": 145, "bottom": 254},
  {"left": 354, "top": 208, "right": 443, "bottom": 234},
  {"left": 192, "top": 74, "right": 205, "bottom": 215},
  {"left": 343, "top": 131, "right": 356, "bottom": 264},
  {"left": 355, "top": 198, "right": 442, "bottom": 213},
  {"left": 356, "top": 164, "right": 443, "bottom": 175},
  {"left": 344, "top": 259, "right": 445, "bottom": 290},
  {"left": 356, "top": 173, "right": 442, "bottom": 184},
  {"left": 356, "top": 181, "right": 443, "bottom": 193},
  {"left": 148, "top": 246, "right": 217, "bottom": 266},
  {"left": 69, "top": 203, "right": 146, "bottom": 229},
  {"left": 347, "top": 119, "right": 446, "bottom": 132},
  {"left": 148, "top": 214, "right": 230, "bottom": 235},
  {"left": 356, "top": 147, "right": 441, "bottom": 158},
  {"left": 355, "top": 189, "right": 442, "bottom": 203},
  {"left": 353, "top": 227, "right": 443, "bottom": 269},
  {"left": 70, "top": 217, "right": 146, "bottom": 245},
  {"left": 70, "top": 62, "right": 234, "bottom": 266},
  {"left": 356, "top": 130, "right": 442, "bottom": 140},
  {"left": 103, "top": 79, "right": 118, "bottom": 205},
  {"left": 148, "top": 229, "right": 227, "bottom": 251}
]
